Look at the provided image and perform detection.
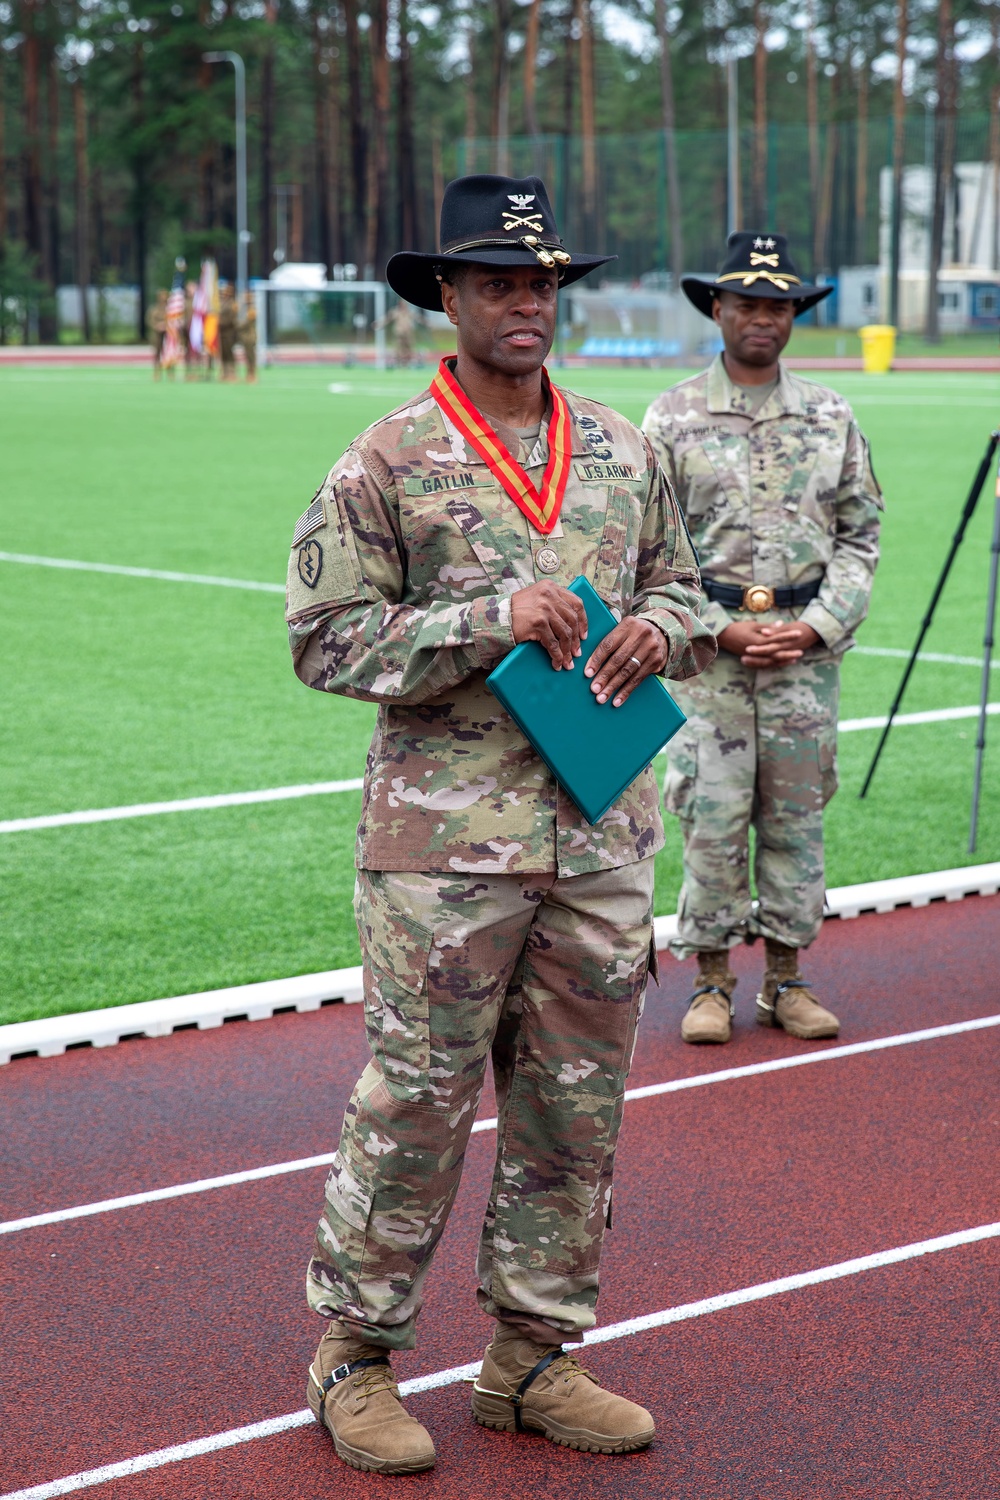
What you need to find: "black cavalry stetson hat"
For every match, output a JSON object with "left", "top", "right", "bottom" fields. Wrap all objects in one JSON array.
[
  {"left": 386, "top": 174, "right": 615, "bottom": 312},
  {"left": 682, "top": 231, "right": 833, "bottom": 319}
]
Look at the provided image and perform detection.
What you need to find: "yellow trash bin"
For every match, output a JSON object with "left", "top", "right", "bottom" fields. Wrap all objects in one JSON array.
[{"left": 859, "top": 324, "right": 896, "bottom": 374}]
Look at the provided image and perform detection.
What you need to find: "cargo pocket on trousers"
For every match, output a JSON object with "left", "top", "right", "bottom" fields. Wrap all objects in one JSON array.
[
  {"left": 355, "top": 875, "right": 435, "bottom": 1102},
  {"left": 663, "top": 733, "right": 698, "bottom": 820},
  {"left": 818, "top": 737, "right": 838, "bottom": 808}
]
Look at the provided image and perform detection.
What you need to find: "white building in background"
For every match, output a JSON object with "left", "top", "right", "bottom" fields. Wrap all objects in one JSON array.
[{"left": 845, "top": 161, "right": 1000, "bottom": 332}]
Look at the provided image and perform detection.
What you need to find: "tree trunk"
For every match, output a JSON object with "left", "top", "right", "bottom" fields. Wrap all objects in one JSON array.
[
  {"left": 397, "top": 0, "right": 418, "bottom": 249},
  {"left": 0, "top": 44, "right": 7, "bottom": 248},
  {"left": 132, "top": 48, "right": 147, "bottom": 339},
  {"left": 925, "top": 0, "right": 955, "bottom": 341},
  {"left": 854, "top": 51, "right": 869, "bottom": 264},
  {"left": 752, "top": 0, "right": 767, "bottom": 225},
  {"left": 491, "top": 0, "right": 511, "bottom": 174},
  {"left": 326, "top": 20, "right": 342, "bottom": 265},
  {"left": 653, "top": 0, "right": 683, "bottom": 281},
  {"left": 465, "top": 20, "right": 478, "bottom": 168},
  {"left": 432, "top": 128, "right": 444, "bottom": 247},
  {"left": 366, "top": 0, "right": 390, "bottom": 273},
  {"left": 73, "top": 78, "right": 91, "bottom": 341},
  {"left": 343, "top": 0, "right": 367, "bottom": 265},
  {"left": 260, "top": 0, "right": 278, "bottom": 275},
  {"left": 813, "top": 7, "right": 840, "bottom": 274},
  {"left": 23, "top": 0, "right": 46, "bottom": 340},
  {"left": 523, "top": 0, "right": 540, "bottom": 137},
  {"left": 888, "top": 0, "right": 908, "bottom": 329},
  {"left": 313, "top": 8, "right": 330, "bottom": 272},
  {"left": 805, "top": 0, "right": 819, "bottom": 226},
  {"left": 47, "top": 44, "right": 60, "bottom": 295},
  {"left": 577, "top": 0, "right": 596, "bottom": 240}
]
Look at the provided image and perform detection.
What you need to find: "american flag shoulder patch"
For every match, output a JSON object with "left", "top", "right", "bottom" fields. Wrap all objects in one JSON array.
[{"left": 292, "top": 495, "right": 326, "bottom": 546}]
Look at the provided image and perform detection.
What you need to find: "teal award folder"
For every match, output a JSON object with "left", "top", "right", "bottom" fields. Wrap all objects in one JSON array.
[{"left": 486, "top": 575, "right": 686, "bottom": 825}]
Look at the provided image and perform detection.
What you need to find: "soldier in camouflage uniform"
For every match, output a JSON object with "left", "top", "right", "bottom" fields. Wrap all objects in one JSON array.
[
  {"left": 643, "top": 232, "right": 882, "bottom": 1047},
  {"left": 286, "top": 176, "right": 715, "bottom": 1475}
]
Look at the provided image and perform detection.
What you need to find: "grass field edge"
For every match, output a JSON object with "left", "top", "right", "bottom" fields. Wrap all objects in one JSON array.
[{"left": 2, "top": 863, "right": 997, "bottom": 1066}]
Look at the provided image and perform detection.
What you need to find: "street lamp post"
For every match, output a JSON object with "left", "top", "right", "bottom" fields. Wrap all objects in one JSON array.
[
  {"left": 203, "top": 50, "right": 249, "bottom": 297},
  {"left": 727, "top": 54, "right": 740, "bottom": 236}
]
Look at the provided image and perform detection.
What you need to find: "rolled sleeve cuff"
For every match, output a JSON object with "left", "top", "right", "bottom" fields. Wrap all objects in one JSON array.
[
  {"left": 698, "top": 596, "right": 734, "bottom": 636},
  {"left": 472, "top": 592, "right": 515, "bottom": 669},
  {"left": 799, "top": 600, "right": 847, "bottom": 650}
]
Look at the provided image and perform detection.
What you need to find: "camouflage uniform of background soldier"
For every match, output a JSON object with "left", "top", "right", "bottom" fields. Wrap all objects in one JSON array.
[
  {"left": 218, "top": 284, "right": 238, "bottom": 381},
  {"left": 643, "top": 232, "right": 882, "bottom": 1046},
  {"left": 286, "top": 174, "right": 716, "bottom": 1476}
]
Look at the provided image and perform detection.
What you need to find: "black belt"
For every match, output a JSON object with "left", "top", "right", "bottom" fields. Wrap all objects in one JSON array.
[{"left": 702, "top": 577, "right": 823, "bottom": 614}]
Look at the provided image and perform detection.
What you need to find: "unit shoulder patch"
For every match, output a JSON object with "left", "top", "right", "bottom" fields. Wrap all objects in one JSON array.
[
  {"left": 297, "top": 538, "right": 323, "bottom": 589},
  {"left": 292, "top": 495, "right": 326, "bottom": 546}
]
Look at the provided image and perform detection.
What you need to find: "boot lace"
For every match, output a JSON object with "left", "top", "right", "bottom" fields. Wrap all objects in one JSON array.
[
  {"left": 547, "top": 1351, "right": 600, "bottom": 1388},
  {"left": 353, "top": 1363, "right": 398, "bottom": 1398}
]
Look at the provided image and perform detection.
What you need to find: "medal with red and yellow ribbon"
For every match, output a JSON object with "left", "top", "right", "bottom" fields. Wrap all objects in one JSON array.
[{"left": 430, "top": 356, "right": 571, "bottom": 535}]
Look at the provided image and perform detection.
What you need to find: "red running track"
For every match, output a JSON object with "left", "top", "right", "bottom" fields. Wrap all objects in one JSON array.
[{"left": 1, "top": 896, "right": 998, "bottom": 1499}]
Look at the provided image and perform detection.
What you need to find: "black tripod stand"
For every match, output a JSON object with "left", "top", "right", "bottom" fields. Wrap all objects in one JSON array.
[{"left": 859, "top": 430, "right": 1000, "bottom": 854}]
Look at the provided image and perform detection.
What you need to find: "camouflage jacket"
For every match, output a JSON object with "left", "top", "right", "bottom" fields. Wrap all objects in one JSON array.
[
  {"left": 286, "top": 379, "right": 715, "bottom": 877},
  {"left": 641, "top": 356, "right": 882, "bottom": 651}
]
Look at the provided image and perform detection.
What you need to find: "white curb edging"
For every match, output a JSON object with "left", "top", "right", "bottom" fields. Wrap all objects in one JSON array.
[{"left": 2, "top": 863, "right": 997, "bottom": 1066}]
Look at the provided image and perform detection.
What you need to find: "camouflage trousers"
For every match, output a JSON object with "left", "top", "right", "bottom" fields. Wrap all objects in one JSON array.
[
  {"left": 664, "top": 650, "right": 840, "bottom": 958},
  {"left": 306, "top": 858, "right": 656, "bottom": 1350}
]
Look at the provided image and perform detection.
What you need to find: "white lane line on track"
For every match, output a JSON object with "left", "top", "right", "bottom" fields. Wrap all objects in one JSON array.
[
  {"left": 0, "top": 551, "right": 285, "bottom": 594},
  {"left": 3, "top": 1012, "right": 996, "bottom": 1239},
  {"left": 0, "top": 780, "right": 365, "bottom": 834},
  {"left": 4, "top": 1220, "right": 997, "bottom": 1500},
  {"left": 4, "top": 703, "right": 995, "bottom": 837}
]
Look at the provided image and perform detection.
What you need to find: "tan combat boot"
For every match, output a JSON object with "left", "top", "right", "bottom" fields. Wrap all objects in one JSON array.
[
  {"left": 471, "top": 1325, "right": 654, "bottom": 1454},
  {"left": 306, "top": 1320, "right": 435, "bottom": 1474},
  {"left": 756, "top": 939, "right": 839, "bottom": 1040},
  {"left": 680, "top": 951, "right": 736, "bottom": 1044}
]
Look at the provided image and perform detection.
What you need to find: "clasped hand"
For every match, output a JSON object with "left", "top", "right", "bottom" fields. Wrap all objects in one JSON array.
[
  {"left": 510, "top": 580, "right": 669, "bottom": 708},
  {"left": 717, "top": 619, "right": 820, "bottom": 667}
]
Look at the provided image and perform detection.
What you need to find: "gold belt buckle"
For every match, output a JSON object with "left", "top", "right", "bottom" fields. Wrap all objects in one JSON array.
[{"left": 743, "top": 584, "right": 775, "bottom": 613}]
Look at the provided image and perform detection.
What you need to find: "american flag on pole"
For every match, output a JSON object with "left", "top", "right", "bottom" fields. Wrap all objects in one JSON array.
[{"left": 161, "top": 264, "right": 185, "bottom": 369}]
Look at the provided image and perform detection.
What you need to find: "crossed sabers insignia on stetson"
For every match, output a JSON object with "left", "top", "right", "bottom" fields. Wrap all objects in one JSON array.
[
  {"left": 503, "top": 211, "right": 545, "bottom": 232},
  {"left": 750, "top": 251, "right": 779, "bottom": 268},
  {"left": 503, "top": 192, "right": 546, "bottom": 235}
]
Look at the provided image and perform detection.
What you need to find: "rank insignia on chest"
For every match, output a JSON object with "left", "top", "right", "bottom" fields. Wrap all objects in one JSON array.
[
  {"left": 403, "top": 471, "right": 479, "bottom": 496},
  {"left": 297, "top": 538, "right": 323, "bottom": 589}
]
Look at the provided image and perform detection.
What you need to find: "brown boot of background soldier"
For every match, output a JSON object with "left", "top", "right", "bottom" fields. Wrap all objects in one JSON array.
[{"left": 680, "top": 941, "right": 838, "bottom": 1043}]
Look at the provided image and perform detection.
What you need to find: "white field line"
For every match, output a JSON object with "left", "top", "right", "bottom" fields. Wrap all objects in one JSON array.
[
  {"left": 4, "top": 702, "right": 995, "bottom": 838},
  {"left": 4, "top": 1221, "right": 998, "bottom": 1500},
  {"left": 837, "top": 702, "right": 1000, "bottom": 732},
  {"left": 0, "top": 780, "right": 365, "bottom": 835},
  {"left": 854, "top": 645, "right": 1000, "bottom": 671},
  {"left": 0, "top": 551, "right": 285, "bottom": 594},
  {"left": 3, "top": 1012, "right": 996, "bottom": 1239},
  {"left": 3, "top": 554, "right": 998, "bottom": 672}
]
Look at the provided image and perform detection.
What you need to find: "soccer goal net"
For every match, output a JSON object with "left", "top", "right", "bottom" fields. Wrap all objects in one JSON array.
[{"left": 254, "top": 267, "right": 388, "bottom": 367}]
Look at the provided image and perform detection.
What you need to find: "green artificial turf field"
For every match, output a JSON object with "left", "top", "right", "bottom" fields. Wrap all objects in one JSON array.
[{"left": 2, "top": 360, "right": 999, "bottom": 1024}]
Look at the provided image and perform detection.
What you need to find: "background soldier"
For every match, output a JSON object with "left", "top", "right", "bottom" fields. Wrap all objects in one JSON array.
[
  {"left": 218, "top": 284, "right": 238, "bottom": 380},
  {"left": 374, "top": 298, "right": 418, "bottom": 366},
  {"left": 238, "top": 292, "right": 257, "bottom": 382},
  {"left": 146, "top": 288, "right": 168, "bottom": 379},
  {"left": 286, "top": 174, "right": 715, "bottom": 1475},
  {"left": 643, "top": 232, "right": 882, "bottom": 1046}
]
